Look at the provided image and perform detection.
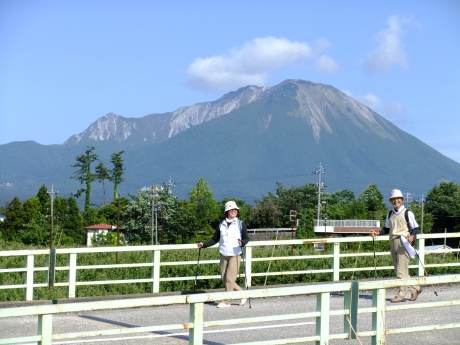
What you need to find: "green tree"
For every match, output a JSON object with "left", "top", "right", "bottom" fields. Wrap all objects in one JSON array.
[
  {"left": 5, "top": 197, "right": 25, "bottom": 242},
  {"left": 95, "top": 197, "right": 129, "bottom": 225},
  {"left": 189, "top": 177, "right": 219, "bottom": 236},
  {"left": 52, "top": 195, "right": 85, "bottom": 246},
  {"left": 275, "top": 182, "right": 318, "bottom": 227},
  {"left": 123, "top": 189, "right": 152, "bottom": 244},
  {"left": 156, "top": 189, "right": 197, "bottom": 244},
  {"left": 408, "top": 200, "right": 434, "bottom": 234},
  {"left": 110, "top": 151, "right": 125, "bottom": 202},
  {"left": 20, "top": 213, "right": 50, "bottom": 246},
  {"left": 358, "top": 184, "right": 386, "bottom": 220},
  {"left": 247, "top": 192, "right": 279, "bottom": 228},
  {"left": 36, "top": 184, "right": 50, "bottom": 214},
  {"left": 95, "top": 162, "right": 111, "bottom": 206},
  {"left": 425, "top": 181, "right": 460, "bottom": 234},
  {"left": 71, "top": 146, "right": 98, "bottom": 212}
]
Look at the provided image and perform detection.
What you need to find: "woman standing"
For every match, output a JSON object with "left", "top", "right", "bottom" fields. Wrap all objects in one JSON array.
[{"left": 197, "top": 200, "right": 249, "bottom": 308}]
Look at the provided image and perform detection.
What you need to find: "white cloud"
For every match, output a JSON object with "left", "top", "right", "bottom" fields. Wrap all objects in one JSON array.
[
  {"left": 360, "top": 93, "right": 382, "bottom": 110},
  {"left": 362, "top": 14, "right": 412, "bottom": 74},
  {"left": 315, "top": 55, "right": 340, "bottom": 73},
  {"left": 342, "top": 91, "right": 382, "bottom": 112},
  {"left": 186, "top": 36, "right": 339, "bottom": 93},
  {"left": 343, "top": 91, "right": 409, "bottom": 125}
]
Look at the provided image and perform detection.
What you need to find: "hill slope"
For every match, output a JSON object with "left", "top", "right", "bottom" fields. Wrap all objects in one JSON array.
[{"left": 1, "top": 79, "right": 459, "bottom": 206}]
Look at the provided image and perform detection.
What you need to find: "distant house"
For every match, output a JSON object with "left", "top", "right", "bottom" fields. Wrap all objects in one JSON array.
[{"left": 85, "top": 223, "right": 123, "bottom": 247}]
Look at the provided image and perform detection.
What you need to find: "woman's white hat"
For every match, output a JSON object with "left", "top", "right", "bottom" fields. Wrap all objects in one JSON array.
[
  {"left": 224, "top": 200, "right": 240, "bottom": 212},
  {"left": 389, "top": 189, "right": 404, "bottom": 201}
]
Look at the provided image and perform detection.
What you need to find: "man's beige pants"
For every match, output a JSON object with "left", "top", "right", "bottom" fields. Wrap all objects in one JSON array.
[{"left": 390, "top": 238, "right": 420, "bottom": 297}]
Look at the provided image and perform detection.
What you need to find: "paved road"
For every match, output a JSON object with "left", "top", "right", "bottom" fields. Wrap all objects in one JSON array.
[{"left": 1, "top": 284, "right": 459, "bottom": 345}]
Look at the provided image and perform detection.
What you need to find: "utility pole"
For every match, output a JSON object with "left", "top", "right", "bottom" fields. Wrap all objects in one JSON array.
[
  {"left": 116, "top": 193, "right": 120, "bottom": 264},
  {"left": 47, "top": 184, "right": 58, "bottom": 289},
  {"left": 322, "top": 201, "right": 327, "bottom": 237},
  {"left": 163, "top": 177, "right": 175, "bottom": 194},
  {"left": 4, "top": 202, "right": 8, "bottom": 242},
  {"left": 312, "top": 163, "right": 325, "bottom": 225},
  {"left": 149, "top": 186, "right": 161, "bottom": 245},
  {"left": 419, "top": 194, "right": 425, "bottom": 234},
  {"left": 405, "top": 192, "right": 414, "bottom": 207},
  {"left": 290, "top": 200, "right": 296, "bottom": 255}
]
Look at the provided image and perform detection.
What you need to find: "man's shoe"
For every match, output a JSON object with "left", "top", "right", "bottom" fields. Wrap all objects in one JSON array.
[
  {"left": 409, "top": 288, "right": 422, "bottom": 301},
  {"left": 239, "top": 298, "right": 247, "bottom": 306},
  {"left": 391, "top": 296, "right": 405, "bottom": 303},
  {"left": 217, "top": 301, "right": 231, "bottom": 308}
]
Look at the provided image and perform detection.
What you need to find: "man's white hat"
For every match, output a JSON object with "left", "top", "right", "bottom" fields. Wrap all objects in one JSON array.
[
  {"left": 224, "top": 200, "right": 240, "bottom": 212},
  {"left": 389, "top": 189, "right": 404, "bottom": 201}
]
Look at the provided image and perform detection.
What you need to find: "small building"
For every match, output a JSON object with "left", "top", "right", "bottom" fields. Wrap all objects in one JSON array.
[
  {"left": 85, "top": 223, "right": 123, "bottom": 247},
  {"left": 313, "top": 219, "right": 381, "bottom": 250}
]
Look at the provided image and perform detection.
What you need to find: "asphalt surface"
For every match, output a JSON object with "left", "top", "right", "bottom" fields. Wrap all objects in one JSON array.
[{"left": 1, "top": 283, "right": 459, "bottom": 345}]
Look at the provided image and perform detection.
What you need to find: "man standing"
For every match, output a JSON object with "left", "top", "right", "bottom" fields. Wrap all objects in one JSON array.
[{"left": 370, "top": 189, "right": 422, "bottom": 302}]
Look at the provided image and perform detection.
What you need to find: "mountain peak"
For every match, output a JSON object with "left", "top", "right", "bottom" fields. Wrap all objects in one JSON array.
[{"left": 63, "top": 79, "right": 392, "bottom": 146}]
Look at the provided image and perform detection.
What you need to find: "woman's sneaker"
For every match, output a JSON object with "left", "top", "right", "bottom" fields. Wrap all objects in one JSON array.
[{"left": 217, "top": 301, "right": 231, "bottom": 308}]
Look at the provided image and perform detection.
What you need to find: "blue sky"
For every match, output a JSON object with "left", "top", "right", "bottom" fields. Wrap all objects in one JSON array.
[{"left": 1, "top": 0, "right": 459, "bottom": 163}]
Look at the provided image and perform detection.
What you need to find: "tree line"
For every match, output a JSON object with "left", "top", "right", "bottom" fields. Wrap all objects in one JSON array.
[{"left": 1, "top": 146, "right": 459, "bottom": 248}]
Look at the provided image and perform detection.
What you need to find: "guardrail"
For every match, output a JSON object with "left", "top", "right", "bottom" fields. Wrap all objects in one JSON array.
[
  {"left": 0, "top": 274, "right": 459, "bottom": 345},
  {"left": 1, "top": 233, "right": 459, "bottom": 301}
]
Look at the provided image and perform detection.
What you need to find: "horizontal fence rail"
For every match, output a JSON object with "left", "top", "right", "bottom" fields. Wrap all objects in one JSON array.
[
  {"left": 0, "top": 274, "right": 459, "bottom": 345},
  {"left": 0, "top": 233, "right": 459, "bottom": 301},
  {"left": 315, "top": 219, "right": 381, "bottom": 227}
]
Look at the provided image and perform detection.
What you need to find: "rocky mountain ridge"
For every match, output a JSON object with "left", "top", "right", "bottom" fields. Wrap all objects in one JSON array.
[
  {"left": 63, "top": 79, "right": 390, "bottom": 146},
  {"left": 1, "top": 79, "right": 459, "bottom": 207}
]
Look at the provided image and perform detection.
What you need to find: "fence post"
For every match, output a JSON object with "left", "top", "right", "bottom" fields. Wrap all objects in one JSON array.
[
  {"left": 245, "top": 246, "right": 252, "bottom": 287},
  {"left": 417, "top": 238, "right": 425, "bottom": 277},
  {"left": 24, "top": 254, "right": 35, "bottom": 301},
  {"left": 38, "top": 314, "right": 53, "bottom": 345},
  {"left": 316, "top": 292, "right": 331, "bottom": 345},
  {"left": 332, "top": 242, "right": 340, "bottom": 281},
  {"left": 189, "top": 302, "right": 204, "bottom": 345},
  {"left": 371, "top": 288, "right": 386, "bottom": 345},
  {"left": 67, "top": 253, "right": 77, "bottom": 298},
  {"left": 50, "top": 248, "right": 56, "bottom": 288},
  {"left": 344, "top": 281, "right": 359, "bottom": 338},
  {"left": 151, "top": 249, "right": 161, "bottom": 293}
]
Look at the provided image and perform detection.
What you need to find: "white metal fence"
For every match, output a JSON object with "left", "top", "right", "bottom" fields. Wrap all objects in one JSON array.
[
  {"left": 0, "top": 274, "right": 459, "bottom": 345},
  {"left": 0, "top": 233, "right": 459, "bottom": 301}
]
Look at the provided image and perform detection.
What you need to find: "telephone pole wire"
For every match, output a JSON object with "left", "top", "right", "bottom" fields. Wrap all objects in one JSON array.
[
  {"left": 163, "top": 176, "right": 175, "bottom": 194},
  {"left": 47, "top": 184, "right": 58, "bottom": 289},
  {"left": 312, "top": 162, "right": 325, "bottom": 224}
]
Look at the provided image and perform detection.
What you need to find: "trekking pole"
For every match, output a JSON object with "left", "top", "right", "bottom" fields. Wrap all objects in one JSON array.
[
  {"left": 194, "top": 247, "right": 201, "bottom": 292},
  {"left": 414, "top": 249, "right": 438, "bottom": 296},
  {"left": 264, "top": 229, "right": 279, "bottom": 286},
  {"left": 240, "top": 243, "right": 252, "bottom": 308}
]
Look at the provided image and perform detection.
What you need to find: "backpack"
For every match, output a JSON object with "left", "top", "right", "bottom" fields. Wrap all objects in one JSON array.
[{"left": 387, "top": 209, "right": 415, "bottom": 239}]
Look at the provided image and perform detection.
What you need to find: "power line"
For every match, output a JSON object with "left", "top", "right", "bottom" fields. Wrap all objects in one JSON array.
[{"left": 312, "top": 162, "right": 325, "bottom": 223}]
